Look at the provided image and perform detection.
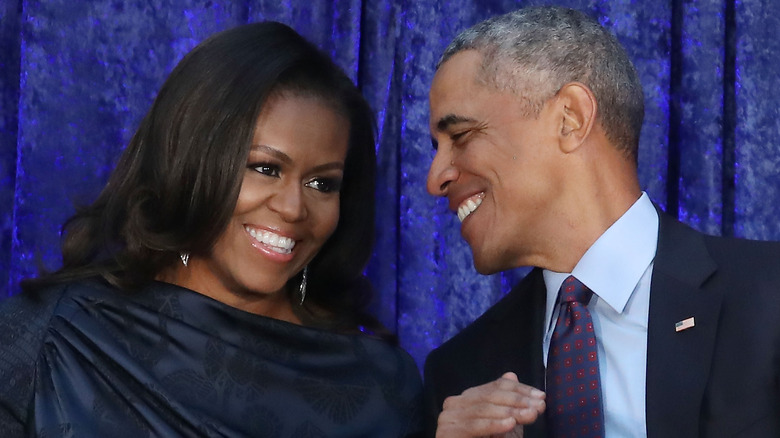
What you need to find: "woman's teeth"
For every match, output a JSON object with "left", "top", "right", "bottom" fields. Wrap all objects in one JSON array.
[
  {"left": 457, "top": 195, "right": 483, "bottom": 222},
  {"left": 245, "top": 226, "right": 295, "bottom": 254}
]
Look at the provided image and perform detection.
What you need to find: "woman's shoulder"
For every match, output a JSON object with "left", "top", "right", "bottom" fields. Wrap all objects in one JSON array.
[
  {"left": 0, "top": 280, "right": 84, "bottom": 430},
  {"left": 351, "top": 332, "right": 422, "bottom": 390},
  {"left": 0, "top": 279, "right": 117, "bottom": 361},
  {"left": 2, "top": 278, "right": 111, "bottom": 314},
  {"left": 351, "top": 335, "right": 424, "bottom": 436},
  {"left": 1, "top": 282, "right": 70, "bottom": 325}
]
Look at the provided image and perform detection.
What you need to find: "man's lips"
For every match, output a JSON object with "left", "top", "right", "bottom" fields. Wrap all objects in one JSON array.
[{"left": 455, "top": 192, "right": 485, "bottom": 222}]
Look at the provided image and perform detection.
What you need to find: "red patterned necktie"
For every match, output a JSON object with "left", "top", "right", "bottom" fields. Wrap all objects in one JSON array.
[{"left": 546, "top": 275, "right": 605, "bottom": 437}]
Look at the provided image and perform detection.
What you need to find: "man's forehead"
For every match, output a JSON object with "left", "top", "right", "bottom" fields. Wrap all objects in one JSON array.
[
  {"left": 428, "top": 51, "right": 483, "bottom": 125},
  {"left": 431, "top": 50, "right": 483, "bottom": 90}
]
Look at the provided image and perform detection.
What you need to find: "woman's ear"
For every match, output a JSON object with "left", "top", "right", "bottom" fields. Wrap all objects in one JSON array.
[{"left": 556, "top": 82, "right": 597, "bottom": 153}]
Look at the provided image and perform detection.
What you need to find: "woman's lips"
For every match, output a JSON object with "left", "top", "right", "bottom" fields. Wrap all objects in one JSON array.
[{"left": 244, "top": 225, "right": 296, "bottom": 254}]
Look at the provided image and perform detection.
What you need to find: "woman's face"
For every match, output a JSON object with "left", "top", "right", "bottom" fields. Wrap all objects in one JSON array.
[{"left": 173, "top": 93, "right": 349, "bottom": 319}]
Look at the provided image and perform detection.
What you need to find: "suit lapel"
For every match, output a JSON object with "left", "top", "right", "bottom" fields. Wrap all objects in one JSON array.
[{"left": 645, "top": 213, "right": 722, "bottom": 437}]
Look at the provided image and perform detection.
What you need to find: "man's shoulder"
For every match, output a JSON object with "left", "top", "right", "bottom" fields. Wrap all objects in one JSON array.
[
  {"left": 701, "top": 230, "right": 780, "bottom": 256},
  {"left": 668, "top": 216, "right": 779, "bottom": 259},
  {"left": 656, "top": 214, "right": 780, "bottom": 292},
  {"left": 701, "top": 233, "right": 780, "bottom": 287},
  {"left": 658, "top": 212, "right": 780, "bottom": 261}
]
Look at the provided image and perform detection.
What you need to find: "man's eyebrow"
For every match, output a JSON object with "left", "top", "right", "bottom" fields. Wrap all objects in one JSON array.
[
  {"left": 250, "top": 144, "right": 292, "bottom": 164},
  {"left": 435, "top": 114, "right": 477, "bottom": 132}
]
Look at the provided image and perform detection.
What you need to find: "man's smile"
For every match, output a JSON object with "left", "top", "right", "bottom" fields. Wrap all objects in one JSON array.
[{"left": 456, "top": 192, "right": 485, "bottom": 222}]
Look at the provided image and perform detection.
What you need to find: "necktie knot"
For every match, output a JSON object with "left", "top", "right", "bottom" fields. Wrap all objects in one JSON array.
[{"left": 560, "top": 275, "right": 593, "bottom": 305}]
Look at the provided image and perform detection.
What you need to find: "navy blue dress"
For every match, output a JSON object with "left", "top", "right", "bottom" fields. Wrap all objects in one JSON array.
[{"left": 0, "top": 280, "right": 423, "bottom": 437}]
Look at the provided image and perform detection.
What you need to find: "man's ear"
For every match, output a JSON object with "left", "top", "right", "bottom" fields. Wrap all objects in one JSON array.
[{"left": 556, "top": 82, "right": 597, "bottom": 153}]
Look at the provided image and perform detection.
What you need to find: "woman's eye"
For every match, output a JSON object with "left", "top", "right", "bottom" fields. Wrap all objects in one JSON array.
[
  {"left": 305, "top": 177, "right": 342, "bottom": 193},
  {"left": 252, "top": 163, "right": 280, "bottom": 177}
]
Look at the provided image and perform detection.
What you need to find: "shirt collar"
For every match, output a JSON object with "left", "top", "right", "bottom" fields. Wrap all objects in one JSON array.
[{"left": 543, "top": 192, "right": 659, "bottom": 315}]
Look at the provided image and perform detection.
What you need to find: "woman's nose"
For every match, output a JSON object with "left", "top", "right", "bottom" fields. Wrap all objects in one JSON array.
[{"left": 268, "top": 181, "right": 307, "bottom": 222}]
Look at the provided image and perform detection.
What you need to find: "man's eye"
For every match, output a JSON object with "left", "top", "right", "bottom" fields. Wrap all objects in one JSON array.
[
  {"left": 451, "top": 130, "right": 470, "bottom": 142},
  {"left": 305, "top": 177, "right": 342, "bottom": 193},
  {"left": 251, "top": 163, "right": 280, "bottom": 177}
]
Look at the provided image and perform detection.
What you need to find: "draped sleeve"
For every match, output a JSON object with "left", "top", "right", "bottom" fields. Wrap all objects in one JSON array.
[
  {"left": 1, "top": 280, "right": 423, "bottom": 437},
  {"left": 0, "top": 284, "right": 69, "bottom": 437}
]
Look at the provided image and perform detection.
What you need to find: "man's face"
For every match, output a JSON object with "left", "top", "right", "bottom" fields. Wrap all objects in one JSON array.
[{"left": 427, "top": 50, "right": 567, "bottom": 274}]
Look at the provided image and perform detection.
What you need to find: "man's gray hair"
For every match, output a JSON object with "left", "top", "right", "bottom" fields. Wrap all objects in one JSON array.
[{"left": 439, "top": 6, "right": 644, "bottom": 160}]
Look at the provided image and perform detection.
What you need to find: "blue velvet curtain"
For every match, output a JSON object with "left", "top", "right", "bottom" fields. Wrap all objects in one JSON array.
[{"left": 2, "top": 0, "right": 779, "bottom": 369}]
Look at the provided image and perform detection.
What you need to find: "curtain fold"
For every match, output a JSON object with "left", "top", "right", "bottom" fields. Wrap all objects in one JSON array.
[
  {"left": 0, "top": 0, "right": 22, "bottom": 298},
  {"left": 673, "top": 0, "right": 726, "bottom": 236},
  {"left": 2, "top": 0, "right": 779, "bottom": 369}
]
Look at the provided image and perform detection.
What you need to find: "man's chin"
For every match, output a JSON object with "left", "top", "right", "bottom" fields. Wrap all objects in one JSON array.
[{"left": 471, "top": 251, "right": 505, "bottom": 275}]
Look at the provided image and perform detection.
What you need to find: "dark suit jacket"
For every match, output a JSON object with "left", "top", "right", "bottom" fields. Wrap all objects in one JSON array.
[{"left": 423, "top": 213, "right": 780, "bottom": 437}]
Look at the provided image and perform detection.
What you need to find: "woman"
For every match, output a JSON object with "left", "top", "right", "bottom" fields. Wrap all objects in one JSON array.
[{"left": 0, "top": 22, "right": 422, "bottom": 437}]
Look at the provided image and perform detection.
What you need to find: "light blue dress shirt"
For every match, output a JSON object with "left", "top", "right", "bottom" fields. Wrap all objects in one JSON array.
[{"left": 542, "top": 192, "right": 658, "bottom": 437}]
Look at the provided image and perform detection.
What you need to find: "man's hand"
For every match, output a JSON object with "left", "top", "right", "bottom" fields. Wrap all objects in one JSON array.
[{"left": 435, "top": 372, "right": 545, "bottom": 438}]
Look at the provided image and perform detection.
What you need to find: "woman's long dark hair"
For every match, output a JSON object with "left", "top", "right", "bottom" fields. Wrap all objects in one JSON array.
[{"left": 23, "top": 22, "right": 382, "bottom": 335}]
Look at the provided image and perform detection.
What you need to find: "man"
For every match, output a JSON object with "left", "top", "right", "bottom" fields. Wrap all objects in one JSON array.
[{"left": 423, "top": 6, "right": 780, "bottom": 438}]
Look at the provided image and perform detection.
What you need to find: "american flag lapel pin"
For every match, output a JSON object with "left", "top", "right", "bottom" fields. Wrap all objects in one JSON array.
[{"left": 675, "top": 317, "right": 695, "bottom": 332}]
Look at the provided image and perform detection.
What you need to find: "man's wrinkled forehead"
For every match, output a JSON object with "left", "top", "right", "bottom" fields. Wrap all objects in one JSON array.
[{"left": 428, "top": 50, "right": 484, "bottom": 118}]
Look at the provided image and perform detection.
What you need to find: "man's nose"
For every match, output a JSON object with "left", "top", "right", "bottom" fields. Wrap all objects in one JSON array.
[{"left": 426, "top": 147, "right": 458, "bottom": 197}]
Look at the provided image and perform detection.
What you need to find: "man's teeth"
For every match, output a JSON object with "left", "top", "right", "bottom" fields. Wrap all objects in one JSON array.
[
  {"left": 457, "top": 196, "right": 483, "bottom": 222},
  {"left": 245, "top": 227, "right": 295, "bottom": 254}
]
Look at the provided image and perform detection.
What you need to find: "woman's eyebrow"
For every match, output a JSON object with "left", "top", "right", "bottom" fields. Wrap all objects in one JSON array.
[
  {"left": 251, "top": 144, "right": 344, "bottom": 172},
  {"left": 250, "top": 144, "right": 292, "bottom": 164}
]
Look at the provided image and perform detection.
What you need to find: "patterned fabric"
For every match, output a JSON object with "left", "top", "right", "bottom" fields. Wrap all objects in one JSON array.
[
  {"left": 0, "top": 280, "right": 423, "bottom": 437},
  {"left": 545, "top": 276, "right": 604, "bottom": 438}
]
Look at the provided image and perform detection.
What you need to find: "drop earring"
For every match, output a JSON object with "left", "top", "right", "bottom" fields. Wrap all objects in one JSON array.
[
  {"left": 298, "top": 266, "right": 308, "bottom": 305},
  {"left": 179, "top": 252, "right": 190, "bottom": 267}
]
